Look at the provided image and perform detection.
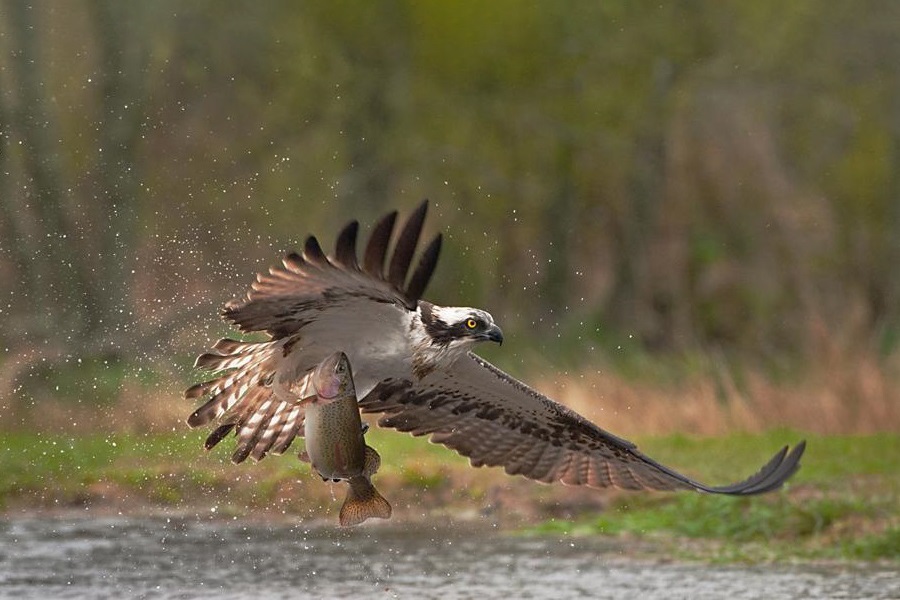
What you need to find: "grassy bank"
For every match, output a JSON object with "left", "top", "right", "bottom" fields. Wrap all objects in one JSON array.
[
  {"left": 2, "top": 428, "right": 897, "bottom": 562},
  {"left": 525, "top": 432, "right": 900, "bottom": 562}
]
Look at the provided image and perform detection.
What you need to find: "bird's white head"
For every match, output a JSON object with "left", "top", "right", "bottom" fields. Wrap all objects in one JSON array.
[{"left": 419, "top": 303, "right": 504, "bottom": 350}]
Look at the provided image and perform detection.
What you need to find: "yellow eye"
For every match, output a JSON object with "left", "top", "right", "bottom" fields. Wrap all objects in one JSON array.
[{"left": 466, "top": 318, "right": 478, "bottom": 330}]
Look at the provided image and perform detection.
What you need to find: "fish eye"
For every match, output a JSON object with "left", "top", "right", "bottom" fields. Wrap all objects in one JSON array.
[{"left": 465, "top": 318, "right": 478, "bottom": 330}]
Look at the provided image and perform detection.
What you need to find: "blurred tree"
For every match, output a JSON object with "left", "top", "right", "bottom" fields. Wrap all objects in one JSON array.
[
  {"left": 3, "top": 0, "right": 95, "bottom": 341},
  {"left": 85, "top": 0, "right": 152, "bottom": 347},
  {"left": 0, "top": 67, "right": 33, "bottom": 308},
  {"left": 0, "top": 0, "right": 164, "bottom": 358},
  {"left": 2, "top": 0, "right": 900, "bottom": 402}
]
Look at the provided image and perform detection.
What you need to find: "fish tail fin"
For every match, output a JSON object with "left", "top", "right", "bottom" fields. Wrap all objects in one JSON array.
[
  {"left": 339, "top": 476, "right": 392, "bottom": 527},
  {"left": 363, "top": 445, "right": 381, "bottom": 477}
]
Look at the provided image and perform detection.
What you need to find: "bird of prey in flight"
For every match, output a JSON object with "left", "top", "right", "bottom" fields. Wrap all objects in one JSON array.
[{"left": 187, "top": 201, "right": 805, "bottom": 495}]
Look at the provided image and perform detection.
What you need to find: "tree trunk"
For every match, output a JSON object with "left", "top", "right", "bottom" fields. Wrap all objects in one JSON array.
[
  {"left": 0, "top": 68, "right": 35, "bottom": 312},
  {"left": 540, "top": 139, "right": 576, "bottom": 315},
  {"left": 87, "top": 0, "right": 149, "bottom": 350},
  {"left": 5, "top": 0, "right": 97, "bottom": 338}
]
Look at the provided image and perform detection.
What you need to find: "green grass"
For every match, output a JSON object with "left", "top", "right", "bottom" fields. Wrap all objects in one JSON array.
[
  {"left": 0, "top": 426, "right": 465, "bottom": 512},
  {"left": 1, "top": 428, "right": 897, "bottom": 561},
  {"left": 525, "top": 431, "right": 900, "bottom": 562},
  {"left": 634, "top": 429, "right": 900, "bottom": 482},
  {"left": 0, "top": 431, "right": 204, "bottom": 507}
]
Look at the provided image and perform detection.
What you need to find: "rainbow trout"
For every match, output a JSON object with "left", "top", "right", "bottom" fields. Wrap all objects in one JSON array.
[{"left": 302, "top": 351, "right": 391, "bottom": 526}]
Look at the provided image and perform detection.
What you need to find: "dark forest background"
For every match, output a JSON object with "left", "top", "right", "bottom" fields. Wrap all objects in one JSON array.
[{"left": 2, "top": 1, "right": 900, "bottom": 432}]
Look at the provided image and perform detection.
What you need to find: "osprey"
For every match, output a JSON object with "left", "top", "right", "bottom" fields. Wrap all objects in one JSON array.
[{"left": 187, "top": 201, "right": 805, "bottom": 494}]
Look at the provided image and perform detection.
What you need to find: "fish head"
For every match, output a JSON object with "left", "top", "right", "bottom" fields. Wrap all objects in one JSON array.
[{"left": 311, "top": 351, "right": 354, "bottom": 402}]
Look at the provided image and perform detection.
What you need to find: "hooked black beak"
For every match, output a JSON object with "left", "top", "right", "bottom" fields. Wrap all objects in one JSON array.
[{"left": 485, "top": 325, "right": 504, "bottom": 345}]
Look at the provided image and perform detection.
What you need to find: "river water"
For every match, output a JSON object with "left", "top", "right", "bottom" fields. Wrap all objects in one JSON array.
[{"left": 0, "top": 515, "right": 897, "bottom": 599}]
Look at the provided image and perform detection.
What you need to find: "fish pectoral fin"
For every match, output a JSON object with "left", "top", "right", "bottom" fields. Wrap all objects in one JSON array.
[
  {"left": 363, "top": 445, "right": 381, "bottom": 478},
  {"left": 298, "top": 449, "right": 311, "bottom": 463},
  {"left": 295, "top": 394, "right": 316, "bottom": 408},
  {"left": 339, "top": 476, "right": 392, "bottom": 527}
]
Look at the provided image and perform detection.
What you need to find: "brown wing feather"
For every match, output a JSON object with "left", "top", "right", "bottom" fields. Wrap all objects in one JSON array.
[
  {"left": 189, "top": 203, "right": 440, "bottom": 460},
  {"left": 388, "top": 200, "right": 428, "bottom": 288},
  {"left": 359, "top": 352, "right": 805, "bottom": 495},
  {"left": 222, "top": 201, "right": 437, "bottom": 337},
  {"left": 302, "top": 235, "right": 329, "bottom": 266},
  {"left": 334, "top": 220, "right": 360, "bottom": 270},
  {"left": 405, "top": 234, "right": 442, "bottom": 304},
  {"left": 363, "top": 210, "right": 397, "bottom": 277}
]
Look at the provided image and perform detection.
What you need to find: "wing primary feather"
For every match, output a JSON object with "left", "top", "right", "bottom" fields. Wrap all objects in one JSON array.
[
  {"left": 283, "top": 252, "right": 305, "bottom": 272},
  {"left": 706, "top": 441, "right": 806, "bottom": 495},
  {"left": 388, "top": 200, "right": 428, "bottom": 288},
  {"left": 706, "top": 446, "right": 789, "bottom": 494},
  {"left": 303, "top": 235, "right": 329, "bottom": 266},
  {"left": 193, "top": 352, "right": 227, "bottom": 370},
  {"left": 334, "top": 220, "right": 360, "bottom": 269},
  {"left": 271, "top": 407, "right": 305, "bottom": 455},
  {"left": 363, "top": 210, "right": 398, "bottom": 277},
  {"left": 204, "top": 423, "right": 235, "bottom": 450},
  {"left": 231, "top": 397, "right": 276, "bottom": 464},
  {"left": 212, "top": 338, "right": 249, "bottom": 354},
  {"left": 405, "top": 233, "right": 442, "bottom": 303},
  {"left": 249, "top": 400, "right": 290, "bottom": 462},
  {"left": 184, "top": 380, "right": 215, "bottom": 399}
]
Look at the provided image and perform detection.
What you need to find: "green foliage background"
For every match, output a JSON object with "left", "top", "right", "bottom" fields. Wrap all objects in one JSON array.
[{"left": 2, "top": 0, "right": 900, "bottom": 394}]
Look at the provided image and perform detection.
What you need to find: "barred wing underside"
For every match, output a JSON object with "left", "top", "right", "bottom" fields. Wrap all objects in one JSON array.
[{"left": 359, "top": 352, "right": 805, "bottom": 495}]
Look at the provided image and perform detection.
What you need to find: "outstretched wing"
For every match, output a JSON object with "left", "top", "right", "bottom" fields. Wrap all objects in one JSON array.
[
  {"left": 359, "top": 353, "right": 805, "bottom": 494},
  {"left": 187, "top": 201, "right": 442, "bottom": 462},
  {"left": 223, "top": 200, "right": 442, "bottom": 338}
]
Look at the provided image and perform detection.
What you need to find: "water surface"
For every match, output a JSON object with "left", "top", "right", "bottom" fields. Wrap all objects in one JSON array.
[{"left": 0, "top": 516, "right": 897, "bottom": 599}]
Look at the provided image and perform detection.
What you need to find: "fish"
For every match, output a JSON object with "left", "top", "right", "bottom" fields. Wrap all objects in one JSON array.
[{"left": 301, "top": 351, "right": 392, "bottom": 526}]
